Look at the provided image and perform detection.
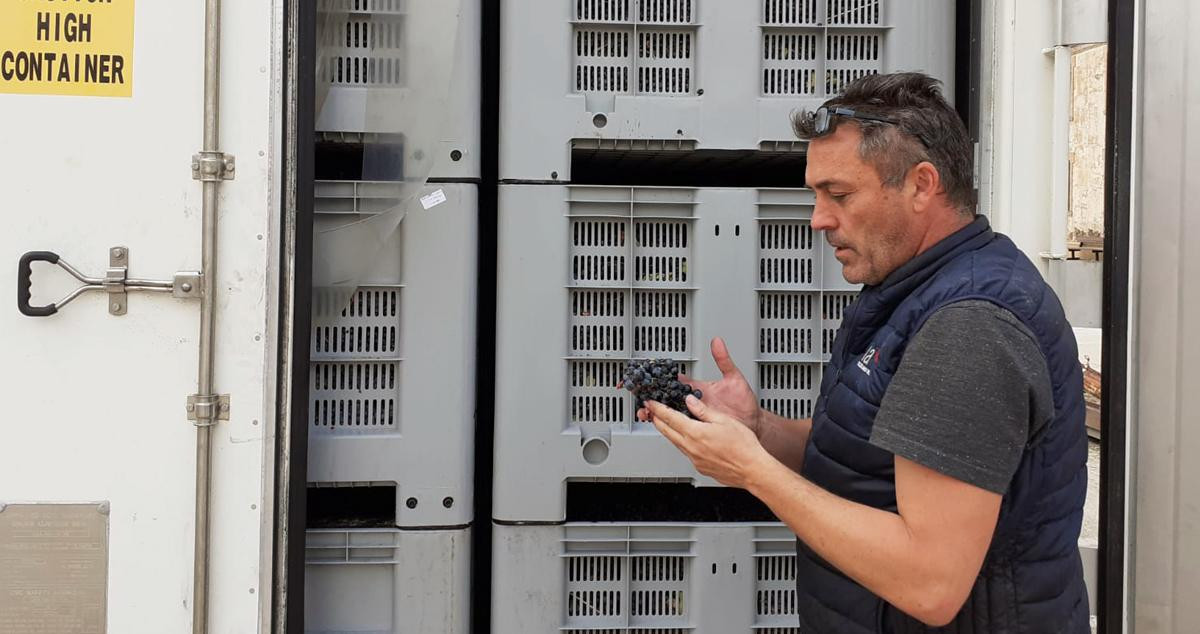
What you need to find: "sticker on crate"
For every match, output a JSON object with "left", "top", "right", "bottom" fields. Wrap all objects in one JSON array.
[{"left": 420, "top": 188, "right": 447, "bottom": 210}]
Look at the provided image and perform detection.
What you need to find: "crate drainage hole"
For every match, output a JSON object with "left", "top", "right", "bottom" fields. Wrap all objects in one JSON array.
[
  {"left": 593, "top": 113, "right": 608, "bottom": 129},
  {"left": 582, "top": 437, "right": 610, "bottom": 465}
]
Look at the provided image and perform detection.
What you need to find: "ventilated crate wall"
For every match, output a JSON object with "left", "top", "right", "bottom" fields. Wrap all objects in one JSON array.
[
  {"left": 492, "top": 523, "right": 799, "bottom": 634},
  {"left": 319, "top": 0, "right": 407, "bottom": 89},
  {"left": 306, "top": 528, "right": 470, "bottom": 634},
  {"left": 565, "top": 533, "right": 691, "bottom": 630},
  {"left": 566, "top": 188, "right": 697, "bottom": 430},
  {"left": 821, "top": 291, "right": 856, "bottom": 357},
  {"left": 310, "top": 287, "right": 402, "bottom": 434},
  {"left": 310, "top": 182, "right": 406, "bottom": 436},
  {"left": 308, "top": 183, "right": 477, "bottom": 528},
  {"left": 316, "top": 0, "right": 481, "bottom": 178},
  {"left": 573, "top": 0, "right": 698, "bottom": 96},
  {"left": 501, "top": 0, "right": 955, "bottom": 180},
  {"left": 761, "top": 0, "right": 887, "bottom": 98},
  {"left": 754, "top": 525, "right": 802, "bottom": 631},
  {"left": 759, "top": 363, "right": 820, "bottom": 421},
  {"left": 754, "top": 191, "right": 858, "bottom": 424},
  {"left": 495, "top": 186, "right": 857, "bottom": 522}
]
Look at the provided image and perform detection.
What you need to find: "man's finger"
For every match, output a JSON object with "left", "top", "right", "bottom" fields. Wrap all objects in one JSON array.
[
  {"left": 646, "top": 400, "right": 706, "bottom": 436},
  {"left": 684, "top": 394, "right": 711, "bottom": 421},
  {"left": 677, "top": 373, "right": 710, "bottom": 390},
  {"left": 651, "top": 415, "right": 689, "bottom": 450},
  {"left": 711, "top": 337, "right": 740, "bottom": 378}
]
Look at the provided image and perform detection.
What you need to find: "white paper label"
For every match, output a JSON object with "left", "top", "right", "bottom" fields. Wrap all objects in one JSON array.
[{"left": 420, "top": 189, "right": 447, "bottom": 210}]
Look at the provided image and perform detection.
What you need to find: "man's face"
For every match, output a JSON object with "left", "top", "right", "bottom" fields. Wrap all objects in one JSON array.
[{"left": 806, "top": 124, "right": 919, "bottom": 286}]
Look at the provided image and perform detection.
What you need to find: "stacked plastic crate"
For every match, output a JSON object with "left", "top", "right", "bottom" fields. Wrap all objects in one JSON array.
[
  {"left": 494, "top": 1, "right": 954, "bottom": 632},
  {"left": 305, "top": 1, "right": 481, "bottom": 632}
]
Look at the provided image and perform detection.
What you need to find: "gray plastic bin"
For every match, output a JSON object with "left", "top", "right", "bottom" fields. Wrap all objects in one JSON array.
[
  {"left": 494, "top": 184, "right": 858, "bottom": 521},
  {"left": 308, "top": 182, "right": 478, "bottom": 527},
  {"left": 306, "top": 527, "right": 470, "bottom": 633},
  {"left": 317, "top": 0, "right": 481, "bottom": 179},
  {"left": 500, "top": 0, "right": 956, "bottom": 180},
  {"left": 491, "top": 522, "right": 801, "bottom": 633}
]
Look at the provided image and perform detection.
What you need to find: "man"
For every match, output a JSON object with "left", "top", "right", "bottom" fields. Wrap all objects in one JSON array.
[{"left": 642, "top": 73, "right": 1090, "bottom": 632}]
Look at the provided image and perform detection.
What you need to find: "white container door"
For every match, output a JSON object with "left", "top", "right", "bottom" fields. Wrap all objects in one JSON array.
[{"left": 0, "top": 1, "right": 279, "bottom": 632}]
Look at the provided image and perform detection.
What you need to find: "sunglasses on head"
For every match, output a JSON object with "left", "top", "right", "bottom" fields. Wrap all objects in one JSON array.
[{"left": 811, "top": 106, "right": 931, "bottom": 148}]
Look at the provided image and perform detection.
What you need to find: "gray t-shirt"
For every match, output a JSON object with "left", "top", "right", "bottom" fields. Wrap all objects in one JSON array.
[{"left": 869, "top": 300, "right": 1054, "bottom": 494}]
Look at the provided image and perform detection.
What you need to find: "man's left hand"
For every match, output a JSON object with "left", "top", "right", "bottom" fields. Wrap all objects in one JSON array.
[{"left": 646, "top": 396, "right": 774, "bottom": 490}]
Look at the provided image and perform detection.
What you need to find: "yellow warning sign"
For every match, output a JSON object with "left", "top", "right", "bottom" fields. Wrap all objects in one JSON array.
[{"left": 0, "top": 0, "right": 135, "bottom": 98}]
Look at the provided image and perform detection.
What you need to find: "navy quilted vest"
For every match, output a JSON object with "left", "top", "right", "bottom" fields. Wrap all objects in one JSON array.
[{"left": 795, "top": 216, "right": 1090, "bottom": 633}]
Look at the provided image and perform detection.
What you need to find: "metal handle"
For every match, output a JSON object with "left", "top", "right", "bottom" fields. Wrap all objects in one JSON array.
[
  {"left": 17, "top": 251, "right": 61, "bottom": 317},
  {"left": 15, "top": 247, "right": 189, "bottom": 318}
]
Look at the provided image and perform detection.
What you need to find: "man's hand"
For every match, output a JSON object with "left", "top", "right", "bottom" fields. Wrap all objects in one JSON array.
[
  {"left": 645, "top": 396, "right": 773, "bottom": 490},
  {"left": 639, "top": 337, "right": 762, "bottom": 435}
]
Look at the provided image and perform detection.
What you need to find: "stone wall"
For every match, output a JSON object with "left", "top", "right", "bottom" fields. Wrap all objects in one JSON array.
[{"left": 1068, "top": 44, "right": 1107, "bottom": 242}]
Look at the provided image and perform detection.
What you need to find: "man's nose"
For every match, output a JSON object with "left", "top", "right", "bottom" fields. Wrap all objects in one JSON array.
[{"left": 811, "top": 198, "right": 836, "bottom": 232}]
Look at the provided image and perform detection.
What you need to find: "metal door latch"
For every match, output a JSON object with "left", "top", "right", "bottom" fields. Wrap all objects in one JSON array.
[{"left": 17, "top": 247, "right": 202, "bottom": 317}]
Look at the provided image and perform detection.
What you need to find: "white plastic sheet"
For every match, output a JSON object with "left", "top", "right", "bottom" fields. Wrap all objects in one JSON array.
[{"left": 314, "top": 0, "right": 464, "bottom": 307}]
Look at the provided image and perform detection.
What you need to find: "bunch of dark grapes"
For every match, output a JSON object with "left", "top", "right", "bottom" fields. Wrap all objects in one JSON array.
[{"left": 619, "top": 358, "right": 703, "bottom": 416}]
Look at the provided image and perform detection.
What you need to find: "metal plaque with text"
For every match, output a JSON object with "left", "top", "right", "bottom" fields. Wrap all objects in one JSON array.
[{"left": 0, "top": 503, "right": 109, "bottom": 634}]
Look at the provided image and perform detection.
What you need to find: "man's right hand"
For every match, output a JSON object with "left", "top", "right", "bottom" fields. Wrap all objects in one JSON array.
[{"left": 638, "top": 337, "right": 763, "bottom": 436}]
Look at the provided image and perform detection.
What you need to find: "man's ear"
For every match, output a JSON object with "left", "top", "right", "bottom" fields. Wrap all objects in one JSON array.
[{"left": 909, "top": 161, "right": 943, "bottom": 214}]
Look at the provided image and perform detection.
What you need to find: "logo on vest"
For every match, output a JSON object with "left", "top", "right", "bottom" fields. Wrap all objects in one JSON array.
[{"left": 857, "top": 347, "right": 878, "bottom": 376}]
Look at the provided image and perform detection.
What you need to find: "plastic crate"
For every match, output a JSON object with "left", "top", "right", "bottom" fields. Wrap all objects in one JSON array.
[
  {"left": 499, "top": 0, "right": 956, "bottom": 180},
  {"left": 308, "top": 182, "right": 477, "bottom": 527},
  {"left": 494, "top": 185, "right": 858, "bottom": 521},
  {"left": 317, "top": 0, "right": 481, "bottom": 179},
  {"left": 306, "top": 527, "right": 470, "bottom": 633},
  {"left": 491, "top": 522, "right": 802, "bottom": 633}
]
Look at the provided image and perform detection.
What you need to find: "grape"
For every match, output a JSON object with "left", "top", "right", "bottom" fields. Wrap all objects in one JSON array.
[{"left": 619, "top": 358, "right": 700, "bottom": 417}]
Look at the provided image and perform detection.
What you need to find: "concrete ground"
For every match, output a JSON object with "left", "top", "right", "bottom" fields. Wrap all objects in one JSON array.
[
  {"left": 1074, "top": 327, "right": 1101, "bottom": 631},
  {"left": 1082, "top": 438, "right": 1100, "bottom": 548},
  {"left": 1074, "top": 327, "right": 1102, "bottom": 549}
]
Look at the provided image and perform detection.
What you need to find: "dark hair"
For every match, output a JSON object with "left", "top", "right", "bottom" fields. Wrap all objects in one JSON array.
[{"left": 792, "top": 72, "right": 976, "bottom": 214}]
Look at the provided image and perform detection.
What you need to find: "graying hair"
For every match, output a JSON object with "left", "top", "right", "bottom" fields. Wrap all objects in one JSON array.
[{"left": 793, "top": 72, "right": 976, "bottom": 214}]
